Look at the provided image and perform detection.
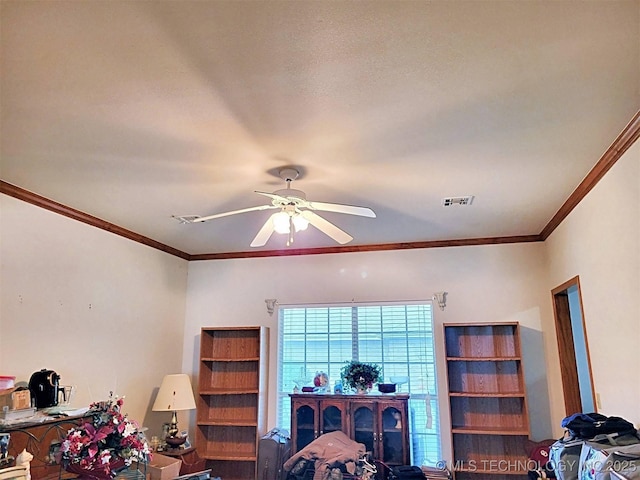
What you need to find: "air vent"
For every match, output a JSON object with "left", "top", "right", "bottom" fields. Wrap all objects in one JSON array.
[
  {"left": 442, "top": 195, "right": 474, "bottom": 207},
  {"left": 172, "top": 215, "right": 200, "bottom": 224}
]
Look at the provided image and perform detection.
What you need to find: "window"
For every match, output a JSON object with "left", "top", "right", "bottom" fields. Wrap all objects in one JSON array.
[{"left": 276, "top": 302, "right": 441, "bottom": 466}]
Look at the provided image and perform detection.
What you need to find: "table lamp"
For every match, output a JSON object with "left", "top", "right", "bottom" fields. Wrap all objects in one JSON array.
[{"left": 152, "top": 374, "right": 196, "bottom": 440}]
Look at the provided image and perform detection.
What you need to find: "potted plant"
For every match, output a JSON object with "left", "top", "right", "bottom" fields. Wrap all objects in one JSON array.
[{"left": 340, "top": 360, "right": 381, "bottom": 394}]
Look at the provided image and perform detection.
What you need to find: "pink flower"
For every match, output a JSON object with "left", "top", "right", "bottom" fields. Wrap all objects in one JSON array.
[{"left": 59, "top": 392, "right": 151, "bottom": 475}]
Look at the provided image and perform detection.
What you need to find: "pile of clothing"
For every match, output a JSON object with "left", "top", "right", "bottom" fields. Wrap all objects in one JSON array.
[{"left": 283, "top": 431, "right": 373, "bottom": 480}]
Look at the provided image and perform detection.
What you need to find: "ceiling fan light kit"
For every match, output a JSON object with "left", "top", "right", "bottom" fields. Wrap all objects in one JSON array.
[
  {"left": 292, "top": 214, "right": 309, "bottom": 232},
  {"left": 272, "top": 211, "right": 291, "bottom": 234},
  {"left": 176, "top": 168, "right": 375, "bottom": 248}
]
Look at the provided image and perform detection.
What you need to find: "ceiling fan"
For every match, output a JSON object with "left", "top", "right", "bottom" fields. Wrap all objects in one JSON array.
[{"left": 175, "top": 168, "right": 376, "bottom": 247}]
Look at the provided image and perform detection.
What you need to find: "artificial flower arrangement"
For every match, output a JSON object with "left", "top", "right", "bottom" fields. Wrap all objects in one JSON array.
[
  {"left": 58, "top": 392, "right": 151, "bottom": 479},
  {"left": 340, "top": 360, "right": 381, "bottom": 392}
]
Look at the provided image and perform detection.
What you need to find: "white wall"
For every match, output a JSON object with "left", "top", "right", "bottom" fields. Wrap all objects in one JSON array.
[
  {"left": 4, "top": 140, "right": 636, "bottom": 461},
  {"left": 545, "top": 140, "right": 640, "bottom": 427},
  {"left": 0, "top": 194, "right": 189, "bottom": 435},
  {"left": 183, "top": 241, "right": 553, "bottom": 462}
]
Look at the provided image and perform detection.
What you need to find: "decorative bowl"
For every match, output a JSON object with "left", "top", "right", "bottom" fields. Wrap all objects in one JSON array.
[
  {"left": 377, "top": 383, "right": 397, "bottom": 394},
  {"left": 389, "top": 376, "right": 409, "bottom": 391},
  {"left": 165, "top": 435, "right": 187, "bottom": 448},
  {"left": 389, "top": 376, "right": 409, "bottom": 385}
]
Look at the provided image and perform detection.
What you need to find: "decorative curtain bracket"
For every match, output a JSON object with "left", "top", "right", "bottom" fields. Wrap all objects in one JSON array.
[
  {"left": 265, "top": 299, "right": 278, "bottom": 316},
  {"left": 432, "top": 292, "right": 447, "bottom": 311}
]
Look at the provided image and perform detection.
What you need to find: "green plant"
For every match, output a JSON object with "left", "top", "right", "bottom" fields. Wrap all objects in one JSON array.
[{"left": 340, "top": 360, "right": 381, "bottom": 391}]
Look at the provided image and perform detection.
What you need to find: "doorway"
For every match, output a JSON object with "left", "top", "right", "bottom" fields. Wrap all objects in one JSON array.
[{"left": 551, "top": 276, "right": 596, "bottom": 415}]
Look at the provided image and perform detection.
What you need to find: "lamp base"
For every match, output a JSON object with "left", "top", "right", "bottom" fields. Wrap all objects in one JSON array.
[{"left": 168, "top": 410, "right": 179, "bottom": 438}]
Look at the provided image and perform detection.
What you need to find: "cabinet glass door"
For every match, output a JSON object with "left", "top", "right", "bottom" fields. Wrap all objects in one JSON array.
[
  {"left": 352, "top": 404, "right": 375, "bottom": 455},
  {"left": 295, "top": 404, "right": 317, "bottom": 451},
  {"left": 321, "top": 404, "right": 343, "bottom": 436},
  {"left": 380, "top": 405, "right": 405, "bottom": 465}
]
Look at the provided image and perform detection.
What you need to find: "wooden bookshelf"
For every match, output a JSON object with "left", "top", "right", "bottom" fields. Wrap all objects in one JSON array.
[
  {"left": 196, "top": 327, "right": 268, "bottom": 480},
  {"left": 444, "top": 323, "right": 530, "bottom": 480}
]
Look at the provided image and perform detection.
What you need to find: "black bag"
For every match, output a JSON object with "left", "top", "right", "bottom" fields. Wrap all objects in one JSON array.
[
  {"left": 561, "top": 413, "right": 636, "bottom": 439},
  {"left": 258, "top": 428, "right": 292, "bottom": 480},
  {"left": 389, "top": 465, "right": 425, "bottom": 479}
]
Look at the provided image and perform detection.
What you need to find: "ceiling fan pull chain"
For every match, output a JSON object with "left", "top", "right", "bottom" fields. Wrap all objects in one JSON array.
[{"left": 287, "top": 216, "right": 294, "bottom": 246}]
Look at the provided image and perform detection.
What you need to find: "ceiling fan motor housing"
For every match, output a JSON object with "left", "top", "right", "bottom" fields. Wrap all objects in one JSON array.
[{"left": 273, "top": 188, "right": 306, "bottom": 204}]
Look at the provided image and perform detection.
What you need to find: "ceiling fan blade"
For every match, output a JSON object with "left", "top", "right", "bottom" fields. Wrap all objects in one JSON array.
[
  {"left": 307, "top": 201, "right": 376, "bottom": 218},
  {"left": 255, "top": 191, "right": 289, "bottom": 203},
  {"left": 192, "top": 204, "right": 276, "bottom": 223},
  {"left": 300, "top": 210, "right": 353, "bottom": 244},
  {"left": 250, "top": 213, "right": 278, "bottom": 247}
]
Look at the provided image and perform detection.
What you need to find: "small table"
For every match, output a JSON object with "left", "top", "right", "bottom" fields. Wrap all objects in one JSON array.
[{"left": 160, "top": 447, "right": 206, "bottom": 475}]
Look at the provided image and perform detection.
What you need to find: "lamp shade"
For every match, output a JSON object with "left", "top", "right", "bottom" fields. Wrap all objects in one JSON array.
[{"left": 152, "top": 374, "right": 196, "bottom": 412}]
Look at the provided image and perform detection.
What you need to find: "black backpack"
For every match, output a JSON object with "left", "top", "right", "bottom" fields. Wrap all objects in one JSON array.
[
  {"left": 561, "top": 412, "right": 637, "bottom": 439},
  {"left": 389, "top": 466, "right": 427, "bottom": 480}
]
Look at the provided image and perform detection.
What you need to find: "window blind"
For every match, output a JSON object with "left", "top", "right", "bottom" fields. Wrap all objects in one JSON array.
[{"left": 276, "top": 302, "right": 441, "bottom": 466}]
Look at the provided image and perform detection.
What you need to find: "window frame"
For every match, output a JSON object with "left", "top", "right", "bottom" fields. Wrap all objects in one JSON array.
[{"left": 275, "top": 300, "right": 441, "bottom": 466}]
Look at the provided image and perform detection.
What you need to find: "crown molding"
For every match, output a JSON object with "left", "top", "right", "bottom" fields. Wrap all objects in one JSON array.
[
  {"left": 0, "top": 180, "right": 191, "bottom": 260},
  {"left": 540, "top": 110, "right": 640, "bottom": 240},
  {"left": 2, "top": 110, "right": 638, "bottom": 260}
]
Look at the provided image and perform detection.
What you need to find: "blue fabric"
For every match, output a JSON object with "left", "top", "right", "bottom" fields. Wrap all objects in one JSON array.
[{"left": 561, "top": 413, "right": 596, "bottom": 428}]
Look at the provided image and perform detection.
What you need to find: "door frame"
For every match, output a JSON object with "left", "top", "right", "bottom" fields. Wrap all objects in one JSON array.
[{"left": 551, "top": 275, "right": 596, "bottom": 415}]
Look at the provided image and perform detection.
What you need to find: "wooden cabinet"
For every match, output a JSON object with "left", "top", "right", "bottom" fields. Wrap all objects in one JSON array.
[
  {"left": 290, "top": 395, "right": 347, "bottom": 452},
  {"left": 290, "top": 394, "right": 410, "bottom": 469},
  {"left": 196, "top": 327, "right": 268, "bottom": 480},
  {"left": 444, "top": 322, "right": 530, "bottom": 480},
  {"left": 0, "top": 414, "right": 89, "bottom": 480},
  {"left": 350, "top": 397, "right": 410, "bottom": 467}
]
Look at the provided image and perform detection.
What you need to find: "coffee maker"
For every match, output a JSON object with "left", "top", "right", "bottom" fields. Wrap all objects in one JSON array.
[{"left": 28, "top": 369, "right": 64, "bottom": 408}]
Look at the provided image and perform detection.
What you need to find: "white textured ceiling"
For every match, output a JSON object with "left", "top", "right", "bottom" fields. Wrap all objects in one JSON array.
[{"left": 1, "top": 1, "right": 639, "bottom": 255}]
